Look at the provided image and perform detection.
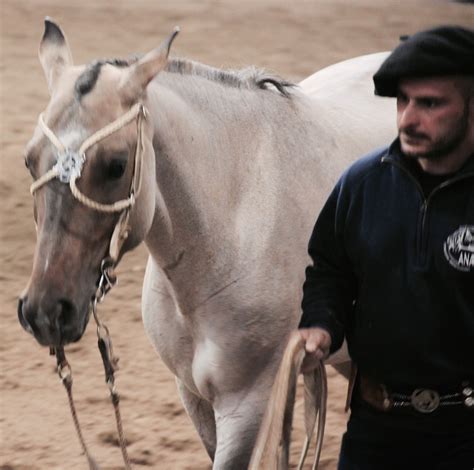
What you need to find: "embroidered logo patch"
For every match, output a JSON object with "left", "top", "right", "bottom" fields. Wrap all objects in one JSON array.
[{"left": 443, "top": 225, "right": 474, "bottom": 272}]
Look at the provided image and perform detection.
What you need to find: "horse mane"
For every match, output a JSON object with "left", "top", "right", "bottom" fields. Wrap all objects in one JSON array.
[
  {"left": 75, "top": 55, "right": 295, "bottom": 99},
  {"left": 166, "top": 58, "right": 295, "bottom": 97}
]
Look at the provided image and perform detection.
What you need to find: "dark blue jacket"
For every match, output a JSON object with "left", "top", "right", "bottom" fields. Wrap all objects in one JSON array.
[{"left": 299, "top": 140, "right": 474, "bottom": 389}]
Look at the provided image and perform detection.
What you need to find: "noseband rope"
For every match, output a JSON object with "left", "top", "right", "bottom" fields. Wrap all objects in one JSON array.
[
  {"left": 34, "top": 103, "right": 148, "bottom": 470},
  {"left": 31, "top": 102, "right": 146, "bottom": 213}
]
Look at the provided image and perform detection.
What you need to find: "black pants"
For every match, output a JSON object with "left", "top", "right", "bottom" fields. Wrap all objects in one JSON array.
[{"left": 337, "top": 407, "right": 474, "bottom": 470}]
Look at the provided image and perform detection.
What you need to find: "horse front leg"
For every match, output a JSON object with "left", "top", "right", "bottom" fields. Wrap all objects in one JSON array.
[
  {"left": 176, "top": 377, "right": 217, "bottom": 461},
  {"left": 211, "top": 384, "right": 272, "bottom": 470}
]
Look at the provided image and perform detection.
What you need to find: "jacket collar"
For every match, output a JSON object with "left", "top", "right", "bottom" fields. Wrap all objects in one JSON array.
[{"left": 383, "top": 138, "right": 474, "bottom": 177}]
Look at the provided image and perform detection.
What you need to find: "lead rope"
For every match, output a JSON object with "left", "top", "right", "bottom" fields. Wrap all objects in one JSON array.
[
  {"left": 92, "top": 297, "right": 132, "bottom": 470},
  {"left": 54, "top": 347, "right": 100, "bottom": 470},
  {"left": 53, "top": 260, "right": 132, "bottom": 470},
  {"left": 297, "top": 362, "right": 327, "bottom": 470},
  {"left": 92, "top": 258, "right": 131, "bottom": 469},
  {"left": 249, "top": 333, "right": 328, "bottom": 470}
]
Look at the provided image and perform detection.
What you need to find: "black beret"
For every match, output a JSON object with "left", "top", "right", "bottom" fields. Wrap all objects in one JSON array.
[{"left": 373, "top": 25, "right": 474, "bottom": 97}]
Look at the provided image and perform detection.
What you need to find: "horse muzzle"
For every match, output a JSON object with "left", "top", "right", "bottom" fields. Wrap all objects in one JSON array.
[{"left": 17, "top": 295, "right": 87, "bottom": 347}]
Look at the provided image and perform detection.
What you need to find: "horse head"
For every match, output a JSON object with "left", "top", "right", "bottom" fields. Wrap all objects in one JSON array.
[{"left": 18, "top": 19, "right": 178, "bottom": 347}]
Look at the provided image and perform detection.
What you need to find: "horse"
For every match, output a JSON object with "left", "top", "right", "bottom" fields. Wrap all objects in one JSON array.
[{"left": 18, "top": 18, "right": 395, "bottom": 469}]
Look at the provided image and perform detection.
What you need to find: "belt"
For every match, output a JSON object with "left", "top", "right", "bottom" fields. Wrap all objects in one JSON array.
[{"left": 358, "top": 375, "right": 474, "bottom": 414}]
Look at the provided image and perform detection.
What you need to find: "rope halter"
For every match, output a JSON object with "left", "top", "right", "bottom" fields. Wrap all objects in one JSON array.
[
  {"left": 32, "top": 104, "right": 149, "bottom": 470},
  {"left": 30, "top": 102, "right": 147, "bottom": 213}
]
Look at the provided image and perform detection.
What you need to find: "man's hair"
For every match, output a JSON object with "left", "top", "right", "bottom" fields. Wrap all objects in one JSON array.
[
  {"left": 451, "top": 76, "right": 474, "bottom": 105},
  {"left": 373, "top": 25, "right": 474, "bottom": 97}
]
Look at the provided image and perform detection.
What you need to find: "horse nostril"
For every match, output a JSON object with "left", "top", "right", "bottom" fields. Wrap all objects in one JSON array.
[
  {"left": 21, "top": 296, "right": 43, "bottom": 336},
  {"left": 17, "top": 295, "right": 81, "bottom": 346},
  {"left": 57, "top": 298, "right": 76, "bottom": 327},
  {"left": 17, "top": 296, "right": 35, "bottom": 335},
  {"left": 17, "top": 297, "right": 24, "bottom": 319}
]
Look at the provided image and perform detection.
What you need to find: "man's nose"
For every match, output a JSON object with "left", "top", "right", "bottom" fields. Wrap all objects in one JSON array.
[{"left": 398, "top": 102, "right": 419, "bottom": 129}]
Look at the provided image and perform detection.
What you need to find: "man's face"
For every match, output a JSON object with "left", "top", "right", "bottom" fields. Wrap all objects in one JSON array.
[{"left": 397, "top": 76, "right": 471, "bottom": 160}]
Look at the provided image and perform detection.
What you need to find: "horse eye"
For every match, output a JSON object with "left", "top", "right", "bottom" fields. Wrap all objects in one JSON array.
[
  {"left": 24, "top": 156, "right": 30, "bottom": 169},
  {"left": 108, "top": 158, "right": 126, "bottom": 179}
]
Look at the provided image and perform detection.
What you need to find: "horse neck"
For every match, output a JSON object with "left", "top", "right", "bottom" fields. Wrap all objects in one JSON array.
[{"left": 143, "top": 73, "right": 290, "bottom": 259}]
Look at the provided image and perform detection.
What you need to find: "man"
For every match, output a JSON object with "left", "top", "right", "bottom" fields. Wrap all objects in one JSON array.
[{"left": 298, "top": 25, "right": 474, "bottom": 469}]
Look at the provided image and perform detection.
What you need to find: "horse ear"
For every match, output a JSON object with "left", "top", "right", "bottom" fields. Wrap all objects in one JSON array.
[
  {"left": 38, "top": 17, "right": 73, "bottom": 94},
  {"left": 120, "top": 27, "right": 180, "bottom": 102}
]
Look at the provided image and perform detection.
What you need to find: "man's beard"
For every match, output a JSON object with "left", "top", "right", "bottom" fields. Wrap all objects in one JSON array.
[{"left": 400, "top": 106, "right": 469, "bottom": 160}]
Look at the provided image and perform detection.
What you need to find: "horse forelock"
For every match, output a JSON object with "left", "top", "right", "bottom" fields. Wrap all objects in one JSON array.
[{"left": 74, "top": 56, "right": 139, "bottom": 100}]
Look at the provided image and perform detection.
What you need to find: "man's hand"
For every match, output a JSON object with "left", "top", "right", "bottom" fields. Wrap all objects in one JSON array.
[{"left": 298, "top": 327, "right": 332, "bottom": 374}]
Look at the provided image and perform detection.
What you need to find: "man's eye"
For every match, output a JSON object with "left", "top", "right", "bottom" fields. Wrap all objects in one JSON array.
[
  {"left": 419, "top": 98, "right": 441, "bottom": 109},
  {"left": 397, "top": 93, "right": 408, "bottom": 104}
]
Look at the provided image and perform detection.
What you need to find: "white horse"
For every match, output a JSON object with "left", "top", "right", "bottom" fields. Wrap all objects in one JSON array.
[{"left": 19, "top": 19, "right": 395, "bottom": 469}]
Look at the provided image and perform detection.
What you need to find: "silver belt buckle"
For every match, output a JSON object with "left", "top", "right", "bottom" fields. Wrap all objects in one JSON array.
[{"left": 411, "top": 388, "right": 440, "bottom": 413}]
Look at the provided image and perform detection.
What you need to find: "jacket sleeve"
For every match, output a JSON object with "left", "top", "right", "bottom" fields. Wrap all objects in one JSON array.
[{"left": 298, "top": 177, "right": 357, "bottom": 354}]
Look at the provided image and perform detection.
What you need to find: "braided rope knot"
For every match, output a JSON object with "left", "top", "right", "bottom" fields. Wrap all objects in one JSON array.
[{"left": 55, "top": 149, "right": 85, "bottom": 183}]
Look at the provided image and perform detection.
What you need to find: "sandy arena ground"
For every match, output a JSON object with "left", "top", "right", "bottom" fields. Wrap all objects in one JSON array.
[{"left": 1, "top": 1, "right": 472, "bottom": 469}]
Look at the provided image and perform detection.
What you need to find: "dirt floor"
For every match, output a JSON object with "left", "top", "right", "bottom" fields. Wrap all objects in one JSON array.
[{"left": 1, "top": 1, "right": 472, "bottom": 469}]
